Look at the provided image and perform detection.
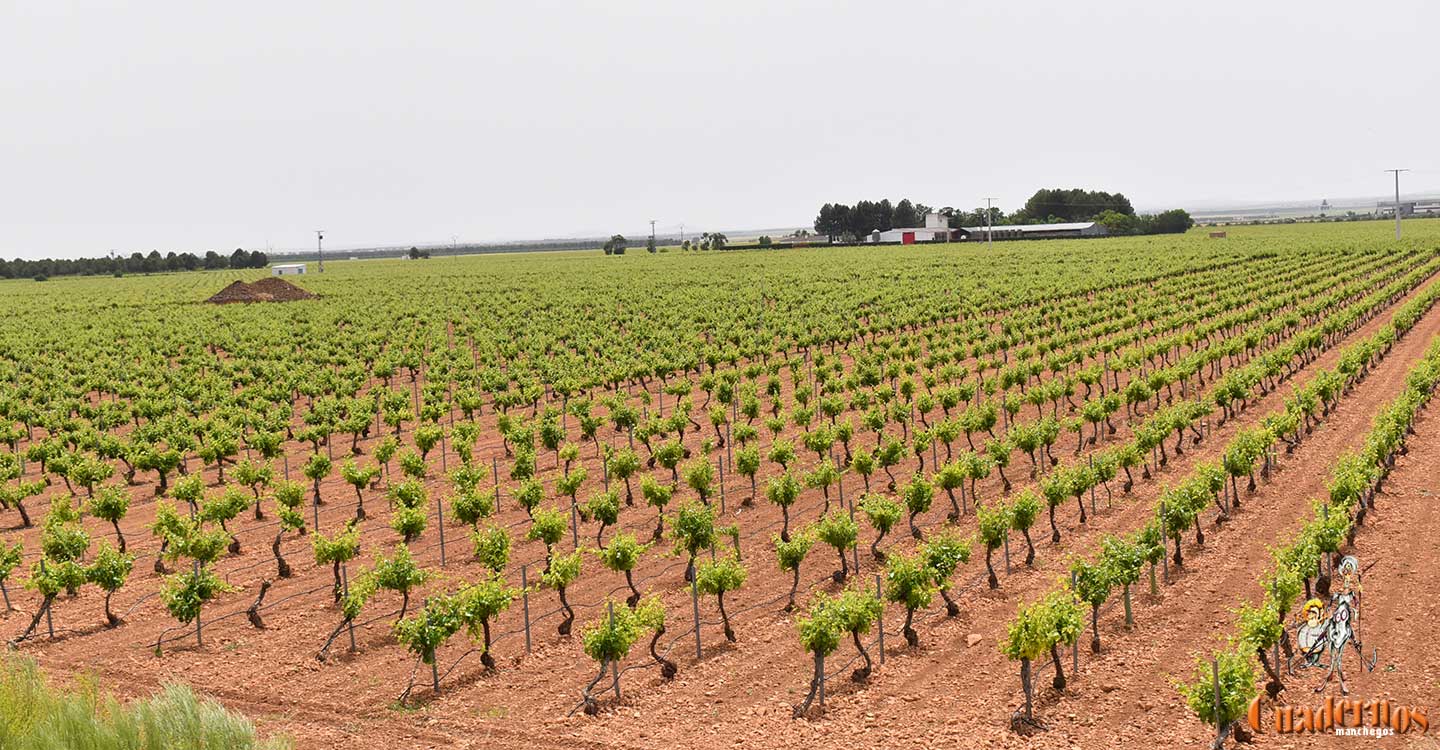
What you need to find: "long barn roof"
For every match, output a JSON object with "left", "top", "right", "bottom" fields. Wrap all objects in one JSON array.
[{"left": 962, "top": 222, "right": 1098, "bottom": 232}]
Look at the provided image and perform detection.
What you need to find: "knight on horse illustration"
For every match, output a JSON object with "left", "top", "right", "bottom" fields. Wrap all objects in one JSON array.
[{"left": 1289, "top": 555, "right": 1377, "bottom": 695}]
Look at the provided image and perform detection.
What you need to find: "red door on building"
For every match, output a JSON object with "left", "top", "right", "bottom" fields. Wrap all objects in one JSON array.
[{"left": 902, "top": 232, "right": 915, "bottom": 245}]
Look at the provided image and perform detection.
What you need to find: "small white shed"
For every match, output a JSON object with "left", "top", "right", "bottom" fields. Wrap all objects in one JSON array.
[{"left": 271, "top": 263, "right": 307, "bottom": 276}]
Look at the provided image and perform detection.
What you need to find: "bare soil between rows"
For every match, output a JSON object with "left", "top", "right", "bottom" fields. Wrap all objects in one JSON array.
[{"left": 7, "top": 272, "right": 1440, "bottom": 749}]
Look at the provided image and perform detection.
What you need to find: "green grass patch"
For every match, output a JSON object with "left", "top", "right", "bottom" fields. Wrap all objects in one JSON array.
[{"left": 0, "top": 654, "right": 290, "bottom": 750}]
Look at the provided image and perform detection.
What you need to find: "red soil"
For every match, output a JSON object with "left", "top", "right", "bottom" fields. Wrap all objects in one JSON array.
[{"left": 5, "top": 271, "right": 1439, "bottom": 749}]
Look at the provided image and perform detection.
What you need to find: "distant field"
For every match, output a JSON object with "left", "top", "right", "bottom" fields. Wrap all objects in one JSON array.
[{"left": 2, "top": 219, "right": 1439, "bottom": 749}]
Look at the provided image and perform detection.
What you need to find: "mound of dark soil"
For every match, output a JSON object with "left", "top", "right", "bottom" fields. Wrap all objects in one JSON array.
[{"left": 206, "top": 277, "right": 318, "bottom": 304}]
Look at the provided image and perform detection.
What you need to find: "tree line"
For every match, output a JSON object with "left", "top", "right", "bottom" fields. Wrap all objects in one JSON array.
[
  {"left": 1093, "top": 209, "right": 1195, "bottom": 236},
  {"left": 601, "top": 232, "right": 731, "bottom": 255},
  {"left": 813, "top": 189, "right": 1193, "bottom": 242},
  {"left": 813, "top": 198, "right": 929, "bottom": 242},
  {"left": 1, "top": 248, "right": 270, "bottom": 281}
]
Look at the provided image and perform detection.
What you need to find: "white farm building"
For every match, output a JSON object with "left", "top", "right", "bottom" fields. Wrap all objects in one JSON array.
[
  {"left": 866, "top": 212, "right": 967, "bottom": 244},
  {"left": 962, "top": 222, "right": 1108, "bottom": 241},
  {"left": 271, "top": 263, "right": 307, "bottom": 276}
]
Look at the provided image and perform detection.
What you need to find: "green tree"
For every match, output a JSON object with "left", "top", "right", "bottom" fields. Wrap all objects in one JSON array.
[
  {"left": 199, "top": 486, "right": 250, "bottom": 555},
  {"left": 767, "top": 438, "right": 796, "bottom": 471},
  {"left": 581, "top": 489, "right": 621, "bottom": 547},
  {"left": 171, "top": 474, "right": 205, "bottom": 515},
  {"left": 654, "top": 440, "right": 684, "bottom": 482},
  {"left": 639, "top": 474, "right": 674, "bottom": 542},
  {"left": 159, "top": 564, "right": 233, "bottom": 647},
  {"left": 542, "top": 550, "right": 583, "bottom": 635},
  {"left": 374, "top": 435, "right": 399, "bottom": 479},
  {"left": 527, "top": 507, "right": 568, "bottom": 572},
  {"left": 1015, "top": 188, "right": 1133, "bottom": 223},
  {"left": 1141, "top": 208, "right": 1195, "bottom": 235},
  {"left": 815, "top": 511, "right": 859, "bottom": 583},
  {"left": 0, "top": 542, "right": 21, "bottom": 612},
  {"left": 87, "top": 485, "right": 131, "bottom": 553},
  {"left": 1237, "top": 598, "right": 1285, "bottom": 699},
  {"left": 453, "top": 575, "right": 519, "bottom": 669},
  {"left": 598, "top": 532, "right": 650, "bottom": 606},
  {"left": 793, "top": 593, "right": 842, "bottom": 716},
  {"left": 233, "top": 458, "right": 275, "bottom": 521},
  {"left": 1041, "top": 470, "right": 1069, "bottom": 544},
  {"left": 858, "top": 493, "right": 902, "bottom": 560},
  {"left": 340, "top": 459, "right": 381, "bottom": 521},
  {"left": 371, "top": 543, "right": 429, "bottom": 618},
  {"left": 1046, "top": 590, "right": 1084, "bottom": 690},
  {"left": 1176, "top": 647, "right": 1256, "bottom": 749},
  {"left": 302, "top": 452, "right": 332, "bottom": 511},
  {"left": 883, "top": 552, "right": 934, "bottom": 647},
  {"left": 66, "top": 454, "right": 114, "bottom": 498},
  {"left": 682, "top": 458, "right": 715, "bottom": 505},
  {"left": 312, "top": 522, "right": 361, "bottom": 604},
  {"left": 86, "top": 540, "right": 134, "bottom": 627},
  {"left": 803, "top": 458, "right": 841, "bottom": 515},
  {"left": 471, "top": 524, "right": 511, "bottom": 573},
  {"left": 695, "top": 555, "right": 747, "bottom": 642},
  {"left": 1101, "top": 534, "right": 1145, "bottom": 628},
  {"left": 670, "top": 500, "right": 716, "bottom": 583},
  {"left": 515, "top": 477, "right": 545, "bottom": 518},
  {"left": 1002, "top": 595, "right": 1055, "bottom": 726},
  {"left": 920, "top": 528, "right": 972, "bottom": 616},
  {"left": 850, "top": 448, "right": 876, "bottom": 492},
  {"left": 394, "top": 594, "right": 462, "bottom": 694},
  {"left": 273, "top": 491, "right": 305, "bottom": 578},
  {"left": 1094, "top": 209, "right": 1138, "bottom": 235},
  {"left": 892, "top": 198, "right": 920, "bottom": 228},
  {"left": 1010, "top": 489, "right": 1041, "bottom": 566},
  {"left": 607, "top": 447, "right": 641, "bottom": 506},
  {"left": 976, "top": 500, "right": 1012, "bottom": 589},
  {"left": 773, "top": 531, "right": 816, "bottom": 611},
  {"left": 902, "top": 472, "right": 934, "bottom": 540},
  {"left": 829, "top": 588, "right": 883, "bottom": 682},
  {"left": 765, "top": 471, "right": 802, "bottom": 542},
  {"left": 578, "top": 598, "right": 643, "bottom": 709},
  {"left": 1071, "top": 557, "right": 1112, "bottom": 654},
  {"left": 450, "top": 487, "right": 496, "bottom": 529}
]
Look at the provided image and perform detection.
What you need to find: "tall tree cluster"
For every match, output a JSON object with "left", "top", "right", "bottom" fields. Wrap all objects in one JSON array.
[
  {"left": 1011, "top": 188, "right": 1135, "bottom": 224},
  {"left": 1, "top": 248, "right": 269, "bottom": 280},
  {"left": 602, "top": 235, "right": 627, "bottom": 255},
  {"left": 813, "top": 198, "right": 925, "bottom": 241}
]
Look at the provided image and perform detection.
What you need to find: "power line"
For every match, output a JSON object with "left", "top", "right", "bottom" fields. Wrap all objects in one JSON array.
[
  {"left": 1385, "top": 169, "right": 1409, "bottom": 240},
  {"left": 983, "top": 198, "right": 997, "bottom": 247}
]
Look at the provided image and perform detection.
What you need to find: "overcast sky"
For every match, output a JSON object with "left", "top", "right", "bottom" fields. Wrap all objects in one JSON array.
[{"left": 3, "top": 0, "right": 1437, "bottom": 259}]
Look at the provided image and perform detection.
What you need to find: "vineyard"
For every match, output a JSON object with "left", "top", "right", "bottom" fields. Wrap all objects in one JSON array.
[{"left": 3, "top": 221, "right": 1440, "bottom": 749}]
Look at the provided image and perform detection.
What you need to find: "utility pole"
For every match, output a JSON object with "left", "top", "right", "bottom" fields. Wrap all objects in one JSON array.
[
  {"left": 315, "top": 230, "right": 325, "bottom": 272},
  {"left": 649, "top": 219, "right": 657, "bottom": 249},
  {"left": 452, "top": 234, "right": 459, "bottom": 254},
  {"left": 983, "top": 198, "right": 997, "bottom": 247},
  {"left": 1385, "top": 169, "right": 1409, "bottom": 240}
]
